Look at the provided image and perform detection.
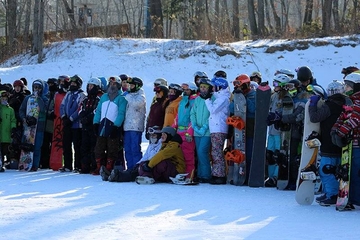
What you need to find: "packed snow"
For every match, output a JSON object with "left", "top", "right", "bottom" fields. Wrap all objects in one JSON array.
[{"left": 1, "top": 36, "right": 360, "bottom": 239}]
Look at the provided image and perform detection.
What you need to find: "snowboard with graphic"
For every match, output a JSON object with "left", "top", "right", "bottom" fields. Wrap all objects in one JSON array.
[
  {"left": 336, "top": 141, "right": 352, "bottom": 210},
  {"left": 49, "top": 92, "right": 65, "bottom": 171},
  {"left": 277, "top": 95, "right": 294, "bottom": 190},
  {"left": 226, "top": 92, "right": 247, "bottom": 186},
  {"left": 295, "top": 100, "right": 324, "bottom": 205},
  {"left": 248, "top": 83, "right": 271, "bottom": 187},
  {"left": 18, "top": 96, "right": 40, "bottom": 171}
]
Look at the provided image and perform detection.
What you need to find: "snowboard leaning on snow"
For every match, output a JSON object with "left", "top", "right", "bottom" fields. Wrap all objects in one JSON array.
[
  {"left": 295, "top": 100, "right": 323, "bottom": 205},
  {"left": 248, "top": 83, "right": 271, "bottom": 187}
]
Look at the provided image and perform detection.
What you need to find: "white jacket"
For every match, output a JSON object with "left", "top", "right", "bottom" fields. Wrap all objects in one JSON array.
[
  {"left": 123, "top": 88, "right": 146, "bottom": 132},
  {"left": 205, "top": 88, "right": 230, "bottom": 134},
  {"left": 137, "top": 140, "right": 162, "bottom": 164}
]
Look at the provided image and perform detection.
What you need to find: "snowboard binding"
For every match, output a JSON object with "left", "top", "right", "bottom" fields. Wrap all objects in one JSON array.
[
  {"left": 226, "top": 116, "right": 245, "bottom": 130},
  {"left": 224, "top": 149, "right": 245, "bottom": 163},
  {"left": 305, "top": 131, "right": 321, "bottom": 148}
]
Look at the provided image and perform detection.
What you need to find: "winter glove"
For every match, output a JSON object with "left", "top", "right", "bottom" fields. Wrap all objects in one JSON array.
[
  {"left": 185, "top": 133, "right": 193, "bottom": 142},
  {"left": 267, "top": 111, "right": 282, "bottom": 124},
  {"left": 142, "top": 161, "right": 152, "bottom": 172},
  {"left": 62, "top": 117, "right": 72, "bottom": 127},
  {"left": 93, "top": 124, "right": 100, "bottom": 137},
  {"left": 26, "top": 116, "right": 37, "bottom": 126},
  {"left": 309, "top": 95, "right": 321, "bottom": 107},
  {"left": 197, "top": 127, "right": 206, "bottom": 136},
  {"left": 109, "top": 126, "right": 120, "bottom": 139}
]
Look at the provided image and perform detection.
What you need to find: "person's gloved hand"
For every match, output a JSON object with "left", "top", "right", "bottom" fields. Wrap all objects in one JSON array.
[
  {"left": 309, "top": 95, "right": 321, "bottom": 107},
  {"left": 197, "top": 127, "right": 206, "bottom": 136},
  {"left": 267, "top": 111, "right": 282, "bottom": 123},
  {"left": 26, "top": 116, "right": 37, "bottom": 126},
  {"left": 109, "top": 126, "right": 120, "bottom": 138},
  {"left": 62, "top": 116, "right": 72, "bottom": 127},
  {"left": 142, "top": 162, "right": 152, "bottom": 172},
  {"left": 93, "top": 124, "right": 99, "bottom": 137}
]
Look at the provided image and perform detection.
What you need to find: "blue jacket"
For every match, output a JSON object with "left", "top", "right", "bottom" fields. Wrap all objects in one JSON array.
[
  {"left": 60, "top": 89, "right": 86, "bottom": 128},
  {"left": 190, "top": 96, "right": 210, "bottom": 137}
]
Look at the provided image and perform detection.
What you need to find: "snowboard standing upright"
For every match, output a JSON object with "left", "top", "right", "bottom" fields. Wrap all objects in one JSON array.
[
  {"left": 248, "top": 83, "right": 271, "bottom": 187},
  {"left": 226, "top": 92, "right": 247, "bottom": 186},
  {"left": 336, "top": 141, "right": 352, "bottom": 211},
  {"left": 295, "top": 100, "right": 324, "bottom": 205},
  {"left": 18, "top": 96, "right": 40, "bottom": 171},
  {"left": 49, "top": 92, "right": 65, "bottom": 171},
  {"left": 277, "top": 95, "right": 294, "bottom": 190}
]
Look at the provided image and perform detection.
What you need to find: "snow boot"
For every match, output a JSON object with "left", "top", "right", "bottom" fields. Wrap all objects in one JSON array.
[
  {"left": 100, "top": 166, "right": 110, "bottom": 181},
  {"left": 92, "top": 159, "right": 102, "bottom": 175},
  {"left": 135, "top": 176, "right": 155, "bottom": 184},
  {"left": 108, "top": 169, "right": 120, "bottom": 182},
  {"left": 106, "top": 159, "right": 114, "bottom": 171}
]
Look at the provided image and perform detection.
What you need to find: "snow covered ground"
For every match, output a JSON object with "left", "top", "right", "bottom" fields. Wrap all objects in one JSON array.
[{"left": 1, "top": 36, "right": 360, "bottom": 239}]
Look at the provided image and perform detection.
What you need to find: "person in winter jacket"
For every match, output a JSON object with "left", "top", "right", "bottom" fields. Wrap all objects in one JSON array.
[
  {"left": 146, "top": 85, "right": 169, "bottom": 139},
  {"left": 59, "top": 75, "right": 86, "bottom": 172},
  {"left": 230, "top": 74, "right": 256, "bottom": 184},
  {"left": 0, "top": 90, "right": 16, "bottom": 164},
  {"left": 40, "top": 78, "right": 58, "bottom": 169},
  {"left": 296, "top": 66, "right": 327, "bottom": 98},
  {"left": 163, "top": 83, "right": 183, "bottom": 127},
  {"left": 205, "top": 77, "right": 230, "bottom": 184},
  {"left": 93, "top": 76, "right": 127, "bottom": 175},
  {"left": 123, "top": 77, "right": 146, "bottom": 170},
  {"left": 101, "top": 125, "right": 163, "bottom": 182},
  {"left": 172, "top": 82, "right": 198, "bottom": 176},
  {"left": 78, "top": 77, "right": 102, "bottom": 173},
  {"left": 19, "top": 79, "right": 49, "bottom": 171},
  {"left": 137, "top": 126, "right": 185, "bottom": 183},
  {"left": 265, "top": 74, "right": 292, "bottom": 187},
  {"left": 332, "top": 72, "right": 360, "bottom": 207},
  {"left": 190, "top": 77, "right": 212, "bottom": 183},
  {"left": 309, "top": 80, "right": 347, "bottom": 206}
]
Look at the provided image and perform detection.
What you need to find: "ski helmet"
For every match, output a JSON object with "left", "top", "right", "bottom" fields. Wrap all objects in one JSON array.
[
  {"left": 296, "top": 66, "right": 313, "bottom": 82},
  {"left": 128, "top": 77, "right": 143, "bottom": 92},
  {"left": 162, "top": 126, "right": 176, "bottom": 137},
  {"left": 234, "top": 74, "right": 250, "bottom": 86},
  {"left": 194, "top": 71, "right": 208, "bottom": 79},
  {"left": 169, "top": 83, "right": 183, "bottom": 97},
  {"left": 250, "top": 71, "right": 262, "bottom": 83},
  {"left": 181, "top": 82, "right": 198, "bottom": 91},
  {"left": 119, "top": 74, "right": 130, "bottom": 81},
  {"left": 308, "top": 85, "right": 325, "bottom": 98},
  {"left": 211, "top": 77, "right": 228, "bottom": 92},
  {"left": 32, "top": 79, "right": 43, "bottom": 92},
  {"left": 154, "top": 78, "right": 168, "bottom": 86},
  {"left": 344, "top": 72, "right": 360, "bottom": 93},
  {"left": 214, "top": 70, "right": 227, "bottom": 79},
  {"left": 108, "top": 76, "right": 121, "bottom": 84},
  {"left": 275, "top": 69, "right": 295, "bottom": 79},
  {"left": 341, "top": 66, "right": 359, "bottom": 79},
  {"left": 327, "top": 80, "right": 345, "bottom": 96},
  {"left": 273, "top": 74, "right": 291, "bottom": 88},
  {"left": 13, "top": 79, "right": 24, "bottom": 88},
  {"left": 154, "top": 85, "right": 169, "bottom": 98},
  {"left": 70, "top": 75, "right": 83, "bottom": 87},
  {"left": 58, "top": 75, "right": 70, "bottom": 85},
  {"left": 88, "top": 77, "right": 102, "bottom": 87}
]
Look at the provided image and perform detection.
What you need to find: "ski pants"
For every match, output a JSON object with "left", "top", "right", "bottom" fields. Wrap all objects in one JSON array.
[
  {"left": 124, "top": 131, "right": 143, "bottom": 170},
  {"left": 62, "top": 127, "right": 82, "bottom": 170},
  {"left": 350, "top": 147, "right": 360, "bottom": 205},
  {"left": 267, "top": 134, "right": 281, "bottom": 177},
  {"left": 81, "top": 128, "right": 97, "bottom": 172},
  {"left": 211, "top": 133, "right": 227, "bottom": 177},
  {"left": 178, "top": 131, "right": 195, "bottom": 175},
  {"left": 138, "top": 160, "right": 177, "bottom": 182},
  {"left": 194, "top": 136, "right": 211, "bottom": 180},
  {"left": 33, "top": 130, "right": 45, "bottom": 169},
  {"left": 319, "top": 156, "right": 340, "bottom": 198}
]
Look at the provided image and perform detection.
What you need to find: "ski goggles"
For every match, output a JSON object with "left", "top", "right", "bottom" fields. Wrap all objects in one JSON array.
[
  {"left": 233, "top": 80, "right": 241, "bottom": 87},
  {"left": 273, "top": 81, "right": 286, "bottom": 88},
  {"left": 148, "top": 126, "right": 162, "bottom": 134},
  {"left": 306, "top": 84, "right": 314, "bottom": 92}
]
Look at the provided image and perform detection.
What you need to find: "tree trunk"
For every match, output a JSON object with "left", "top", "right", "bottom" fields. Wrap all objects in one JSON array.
[
  {"left": 322, "top": 0, "right": 332, "bottom": 35},
  {"left": 32, "top": 0, "right": 40, "bottom": 55},
  {"left": 149, "top": 0, "right": 164, "bottom": 38},
  {"left": 24, "top": 0, "right": 32, "bottom": 47},
  {"left": 61, "top": 0, "right": 77, "bottom": 30},
  {"left": 332, "top": 0, "right": 340, "bottom": 30},
  {"left": 195, "top": 0, "right": 205, "bottom": 39},
  {"left": 257, "top": 0, "right": 265, "bottom": 36},
  {"left": 232, "top": 0, "right": 240, "bottom": 39},
  {"left": 303, "top": 0, "right": 313, "bottom": 25},
  {"left": 38, "top": 0, "right": 45, "bottom": 63},
  {"left": 7, "top": 0, "right": 17, "bottom": 50},
  {"left": 248, "top": 0, "right": 258, "bottom": 36},
  {"left": 269, "top": 0, "right": 281, "bottom": 33}
]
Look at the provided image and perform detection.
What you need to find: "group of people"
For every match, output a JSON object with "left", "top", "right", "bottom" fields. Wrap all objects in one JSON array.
[{"left": 0, "top": 66, "right": 359, "bottom": 208}]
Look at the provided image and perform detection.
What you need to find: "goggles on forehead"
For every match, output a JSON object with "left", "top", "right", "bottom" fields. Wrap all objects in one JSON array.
[
  {"left": 233, "top": 80, "right": 241, "bottom": 87},
  {"left": 148, "top": 127, "right": 162, "bottom": 134}
]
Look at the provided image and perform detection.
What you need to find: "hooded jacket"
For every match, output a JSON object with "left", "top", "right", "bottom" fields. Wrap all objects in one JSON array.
[
  {"left": 123, "top": 88, "right": 146, "bottom": 132},
  {"left": 205, "top": 88, "right": 230, "bottom": 134}
]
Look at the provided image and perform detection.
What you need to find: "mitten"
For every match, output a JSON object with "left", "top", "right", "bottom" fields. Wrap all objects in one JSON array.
[{"left": 309, "top": 95, "right": 321, "bottom": 107}]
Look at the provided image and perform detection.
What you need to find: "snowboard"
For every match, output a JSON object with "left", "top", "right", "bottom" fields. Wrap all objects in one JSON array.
[
  {"left": 49, "top": 92, "right": 65, "bottom": 171},
  {"left": 295, "top": 100, "right": 323, "bottom": 205},
  {"left": 277, "top": 95, "right": 294, "bottom": 190},
  {"left": 248, "top": 83, "right": 271, "bottom": 187},
  {"left": 169, "top": 170, "right": 199, "bottom": 185},
  {"left": 226, "top": 92, "right": 247, "bottom": 186},
  {"left": 18, "top": 96, "right": 40, "bottom": 171},
  {"left": 336, "top": 141, "right": 352, "bottom": 211}
]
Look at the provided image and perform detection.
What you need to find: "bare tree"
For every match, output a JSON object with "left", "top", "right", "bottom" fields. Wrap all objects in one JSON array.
[
  {"left": 322, "top": 0, "right": 332, "bottom": 35},
  {"left": 148, "top": 0, "right": 163, "bottom": 38},
  {"left": 194, "top": 0, "right": 205, "bottom": 39},
  {"left": 232, "top": 0, "right": 240, "bottom": 39},
  {"left": 248, "top": 0, "right": 258, "bottom": 36},
  {"left": 38, "top": 0, "right": 45, "bottom": 63},
  {"left": 257, "top": 0, "right": 265, "bottom": 36},
  {"left": 269, "top": 0, "right": 281, "bottom": 34},
  {"left": 7, "top": 0, "right": 16, "bottom": 50},
  {"left": 61, "top": 0, "right": 77, "bottom": 30},
  {"left": 23, "top": 0, "right": 32, "bottom": 46},
  {"left": 333, "top": 0, "right": 340, "bottom": 30},
  {"left": 303, "top": 0, "right": 313, "bottom": 25}
]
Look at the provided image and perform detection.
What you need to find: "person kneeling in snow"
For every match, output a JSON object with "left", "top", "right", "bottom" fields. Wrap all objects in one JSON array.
[
  {"left": 100, "top": 126, "right": 163, "bottom": 182},
  {"left": 135, "top": 126, "right": 185, "bottom": 184}
]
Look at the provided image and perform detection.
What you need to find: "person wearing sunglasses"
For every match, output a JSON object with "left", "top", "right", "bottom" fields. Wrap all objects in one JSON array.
[{"left": 19, "top": 79, "right": 49, "bottom": 171}]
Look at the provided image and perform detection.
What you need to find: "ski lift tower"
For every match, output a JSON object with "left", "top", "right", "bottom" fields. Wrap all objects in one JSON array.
[{"left": 76, "top": 3, "right": 95, "bottom": 37}]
